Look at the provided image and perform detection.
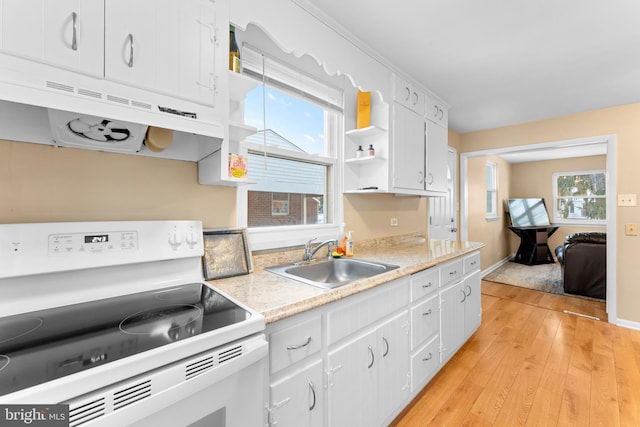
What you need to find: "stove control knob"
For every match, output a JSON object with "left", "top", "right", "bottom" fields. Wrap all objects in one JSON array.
[
  {"left": 185, "top": 230, "right": 199, "bottom": 249},
  {"left": 168, "top": 230, "right": 184, "bottom": 250}
]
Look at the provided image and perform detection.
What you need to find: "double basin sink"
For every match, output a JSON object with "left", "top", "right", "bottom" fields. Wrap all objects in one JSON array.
[{"left": 266, "top": 257, "right": 400, "bottom": 290}]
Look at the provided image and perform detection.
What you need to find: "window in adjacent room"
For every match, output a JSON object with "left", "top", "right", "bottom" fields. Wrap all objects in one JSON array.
[
  {"left": 240, "top": 43, "right": 343, "bottom": 249},
  {"left": 553, "top": 170, "right": 606, "bottom": 224},
  {"left": 486, "top": 161, "right": 498, "bottom": 220}
]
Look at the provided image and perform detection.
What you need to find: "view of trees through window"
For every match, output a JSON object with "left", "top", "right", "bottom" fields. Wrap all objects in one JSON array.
[{"left": 554, "top": 171, "right": 606, "bottom": 222}]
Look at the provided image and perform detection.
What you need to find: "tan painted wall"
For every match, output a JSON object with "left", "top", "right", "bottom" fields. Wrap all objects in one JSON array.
[
  {"left": 460, "top": 102, "right": 640, "bottom": 323},
  {"left": 0, "top": 140, "right": 237, "bottom": 227},
  {"left": 510, "top": 155, "right": 607, "bottom": 252},
  {"left": 1, "top": 139, "right": 428, "bottom": 241},
  {"left": 344, "top": 194, "right": 427, "bottom": 241},
  {"left": 467, "top": 156, "right": 512, "bottom": 269}
]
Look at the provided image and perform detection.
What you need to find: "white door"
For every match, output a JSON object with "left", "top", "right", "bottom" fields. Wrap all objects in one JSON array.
[
  {"left": 439, "top": 281, "right": 465, "bottom": 363},
  {"left": 429, "top": 147, "right": 457, "bottom": 239},
  {"left": 269, "top": 359, "right": 324, "bottom": 427}
]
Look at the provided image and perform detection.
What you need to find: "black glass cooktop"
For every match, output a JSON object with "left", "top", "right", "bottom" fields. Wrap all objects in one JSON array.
[{"left": 0, "top": 283, "right": 250, "bottom": 396}]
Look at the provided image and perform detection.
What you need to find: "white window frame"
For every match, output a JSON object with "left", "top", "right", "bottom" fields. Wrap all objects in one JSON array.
[
  {"left": 486, "top": 161, "right": 498, "bottom": 220},
  {"left": 236, "top": 47, "right": 344, "bottom": 251},
  {"left": 552, "top": 169, "right": 607, "bottom": 226}
]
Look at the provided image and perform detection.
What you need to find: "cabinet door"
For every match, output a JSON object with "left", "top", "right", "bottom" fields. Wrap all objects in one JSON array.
[
  {"left": 425, "top": 119, "right": 448, "bottom": 193},
  {"left": 0, "top": 0, "right": 104, "bottom": 76},
  {"left": 392, "top": 103, "right": 425, "bottom": 192},
  {"left": 105, "top": 0, "right": 216, "bottom": 105},
  {"left": 440, "top": 281, "right": 465, "bottom": 363},
  {"left": 464, "top": 270, "right": 482, "bottom": 338},
  {"left": 269, "top": 359, "right": 323, "bottom": 427},
  {"left": 327, "top": 329, "right": 378, "bottom": 427},
  {"left": 378, "top": 311, "right": 410, "bottom": 423}
]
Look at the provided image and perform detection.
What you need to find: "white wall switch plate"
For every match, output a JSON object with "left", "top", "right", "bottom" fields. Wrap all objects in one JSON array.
[{"left": 618, "top": 194, "right": 637, "bottom": 206}]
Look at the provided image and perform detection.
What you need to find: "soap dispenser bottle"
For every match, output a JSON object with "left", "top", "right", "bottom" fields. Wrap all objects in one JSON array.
[{"left": 345, "top": 231, "right": 354, "bottom": 257}]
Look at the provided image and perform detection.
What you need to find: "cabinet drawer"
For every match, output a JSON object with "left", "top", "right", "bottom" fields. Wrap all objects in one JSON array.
[
  {"left": 269, "top": 314, "right": 322, "bottom": 374},
  {"left": 411, "top": 336, "right": 440, "bottom": 392},
  {"left": 440, "top": 258, "right": 463, "bottom": 287},
  {"left": 327, "top": 277, "right": 409, "bottom": 345},
  {"left": 410, "top": 294, "right": 439, "bottom": 350},
  {"left": 410, "top": 267, "right": 439, "bottom": 302},
  {"left": 463, "top": 252, "right": 481, "bottom": 274}
]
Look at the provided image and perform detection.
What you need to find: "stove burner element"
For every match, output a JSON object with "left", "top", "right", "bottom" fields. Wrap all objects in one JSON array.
[
  {"left": 0, "top": 317, "right": 43, "bottom": 344},
  {"left": 119, "top": 304, "right": 202, "bottom": 340},
  {"left": 0, "top": 355, "right": 9, "bottom": 373}
]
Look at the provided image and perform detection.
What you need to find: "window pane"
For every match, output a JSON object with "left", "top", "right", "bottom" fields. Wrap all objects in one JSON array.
[
  {"left": 244, "top": 85, "right": 326, "bottom": 155},
  {"left": 554, "top": 197, "right": 606, "bottom": 221},
  {"left": 556, "top": 173, "right": 606, "bottom": 197},
  {"left": 247, "top": 153, "right": 328, "bottom": 227}
]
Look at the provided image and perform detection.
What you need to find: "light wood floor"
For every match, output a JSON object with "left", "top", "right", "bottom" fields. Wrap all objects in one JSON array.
[{"left": 391, "top": 281, "right": 640, "bottom": 426}]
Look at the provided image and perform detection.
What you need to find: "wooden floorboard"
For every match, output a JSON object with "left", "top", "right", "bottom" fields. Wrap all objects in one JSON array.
[{"left": 391, "top": 281, "right": 639, "bottom": 426}]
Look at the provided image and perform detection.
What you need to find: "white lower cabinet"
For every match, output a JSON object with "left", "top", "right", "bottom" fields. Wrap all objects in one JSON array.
[
  {"left": 269, "top": 359, "right": 323, "bottom": 427},
  {"left": 327, "top": 310, "right": 410, "bottom": 427},
  {"left": 440, "top": 254, "right": 482, "bottom": 364},
  {"left": 265, "top": 251, "right": 481, "bottom": 427},
  {"left": 440, "top": 280, "right": 466, "bottom": 363}
]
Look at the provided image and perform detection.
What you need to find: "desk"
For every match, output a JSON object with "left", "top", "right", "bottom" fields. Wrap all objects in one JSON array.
[{"left": 509, "top": 226, "right": 558, "bottom": 265}]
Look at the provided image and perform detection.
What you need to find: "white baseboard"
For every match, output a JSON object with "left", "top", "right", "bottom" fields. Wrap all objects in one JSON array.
[
  {"left": 615, "top": 318, "right": 640, "bottom": 331},
  {"left": 480, "top": 253, "right": 514, "bottom": 278}
]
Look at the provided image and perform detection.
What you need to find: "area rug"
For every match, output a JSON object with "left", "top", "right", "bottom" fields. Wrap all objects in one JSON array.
[{"left": 483, "top": 261, "right": 563, "bottom": 294}]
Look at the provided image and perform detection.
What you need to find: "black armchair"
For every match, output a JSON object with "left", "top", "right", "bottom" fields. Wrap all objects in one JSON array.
[{"left": 555, "top": 232, "right": 606, "bottom": 299}]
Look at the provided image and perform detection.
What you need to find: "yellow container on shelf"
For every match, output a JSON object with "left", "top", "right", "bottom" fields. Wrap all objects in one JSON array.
[{"left": 356, "top": 91, "right": 371, "bottom": 129}]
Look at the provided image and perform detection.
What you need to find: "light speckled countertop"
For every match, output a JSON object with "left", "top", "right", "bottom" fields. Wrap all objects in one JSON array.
[{"left": 208, "top": 236, "right": 484, "bottom": 324}]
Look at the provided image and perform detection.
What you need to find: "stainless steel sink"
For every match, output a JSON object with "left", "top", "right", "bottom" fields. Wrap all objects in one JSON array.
[{"left": 266, "top": 258, "right": 400, "bottom": 289}]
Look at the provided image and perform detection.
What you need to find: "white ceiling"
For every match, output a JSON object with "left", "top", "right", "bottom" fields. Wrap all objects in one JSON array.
[{"left": 304, "top": 0, "right": 640, "bottom": 134}]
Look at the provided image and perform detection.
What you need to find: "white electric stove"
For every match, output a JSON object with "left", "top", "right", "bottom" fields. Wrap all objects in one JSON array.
[{"left": 0, "top": 221, "right": 267, "bottom": 427}]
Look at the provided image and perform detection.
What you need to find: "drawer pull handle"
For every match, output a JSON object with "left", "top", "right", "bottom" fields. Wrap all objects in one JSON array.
[
  {"left": 382, "top": 337, "right": 390, "bottom": 357},
  {"left": 367, "top": 345, "right": 375, "bottom": 368},
  {"left": 286, "top": 336, "right": 312, "bottom": 350},
  {"left": 422, "top": 309, "right": 432, "bottom": 316},
  {"left": 449, "top": 270, "right": 457, "bottom": 276},
  {"left": 423, "top": 352, "right": 433, "bottom": 362},
  {"left": 309, "top": 381, "right": 316, "bottom": 411},
  {"left": 422, "top": 282, "right": 433, "bottom": 289}
]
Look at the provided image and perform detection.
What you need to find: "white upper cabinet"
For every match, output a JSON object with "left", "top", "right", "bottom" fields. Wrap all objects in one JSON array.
[
  {"left": 0, "top": 0, "right": 219, "bottom": 107},
  {"left": 0, "top": 0, "right": 104, "bottom": 76},
  {"left": 426, "top": 94, "right": 448, "bottom": 128},
  {"left": 394, "top": 75, "right": 425, "bottom": 115},
  {"left": 425, "top": 119, "right": 448, "bottom": 193},
  {"left": 392, "top": 102, "right": 426, "bottom": 193},
  {"left": 105, "top": 0, "right": 217, "bottom": 106}
]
